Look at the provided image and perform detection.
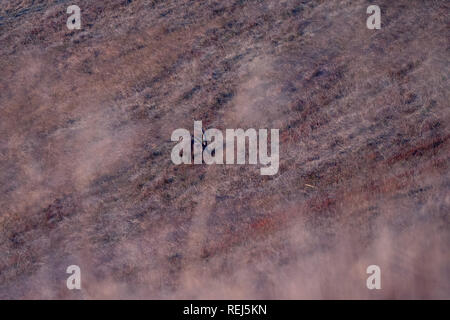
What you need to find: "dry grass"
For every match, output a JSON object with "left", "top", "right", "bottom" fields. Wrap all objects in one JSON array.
[{"left": 0, "top": 0, "right": 449, "bottom": 299}]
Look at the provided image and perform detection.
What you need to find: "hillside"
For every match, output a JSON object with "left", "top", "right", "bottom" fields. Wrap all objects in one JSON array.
[{"left": 0, "top": 0, "right": 449, "bottom": 299}]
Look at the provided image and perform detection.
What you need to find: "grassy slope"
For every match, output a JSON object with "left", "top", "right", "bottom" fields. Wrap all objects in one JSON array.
[{"left": 0, "top": 0, "right": 449, "bottom": 298}]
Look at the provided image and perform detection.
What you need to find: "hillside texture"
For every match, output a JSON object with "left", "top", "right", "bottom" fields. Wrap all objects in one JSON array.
[{"left": 0, "top": 0, "right": 449, "bottom": 298}]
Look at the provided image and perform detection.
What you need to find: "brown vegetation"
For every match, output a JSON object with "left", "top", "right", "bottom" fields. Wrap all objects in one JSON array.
[{"left": 0, "top": 0, "right": 449, "bottom": 299}]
